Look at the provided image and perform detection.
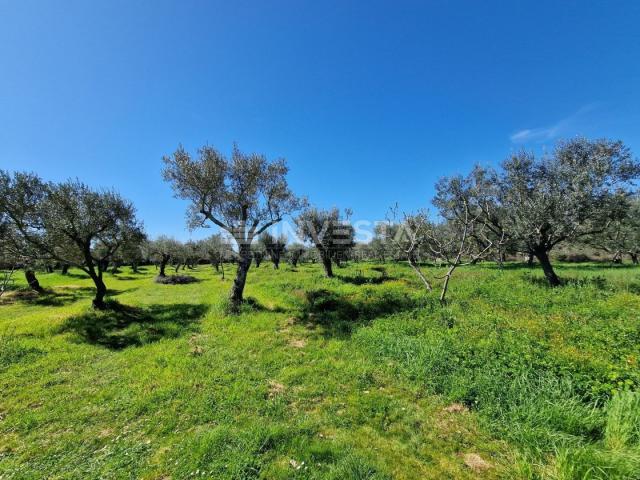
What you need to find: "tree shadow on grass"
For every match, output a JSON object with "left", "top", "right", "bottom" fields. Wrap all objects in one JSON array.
[
  {"left": 61, "top": 272, "right": 91, "bottom": 279},
  {"left": 240, "top": 296, "right": 288, "bottom": 314},
  {"left": 32, "top": 287, "right": 95, "bottom": 306},
  {"left": 483, "top": 262, "right": 639, "bottom": 273},
  {"left": 28, "top": 287, "right": 134, "bottom": 307},
  {"left": 1, "top": 286, "right": 100, "bottom": 307},
  {"left": 57, "top": 301, "right": 208, "bottom": 349},
  {"left": 297, "top": 288, "right": 431, "bottom": 339},
  {"left": 523, "top": 273, "right": 610, "bottom": 290},
  {"left": 556, "top": 263, "right": 640, "bottom": 271}
]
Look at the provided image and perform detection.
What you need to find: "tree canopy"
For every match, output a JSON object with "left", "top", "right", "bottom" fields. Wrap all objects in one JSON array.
[
  {"left": 162, "top": 144, "right": 304, "bottom": 308},
  {"left": 0, "top": 171, "right": 144, "bottom": 308},
  {"left": 296, "top": 207, "right": 355, "bottom": 277}
]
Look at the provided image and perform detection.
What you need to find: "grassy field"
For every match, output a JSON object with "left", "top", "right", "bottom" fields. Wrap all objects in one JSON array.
[{"left": 1, "top": 261, "right": 640, "bottom": 479}]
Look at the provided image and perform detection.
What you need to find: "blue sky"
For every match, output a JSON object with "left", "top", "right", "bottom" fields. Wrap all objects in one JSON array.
[{"left": 1, "top": 0, "right": 639, "bottom": 241}]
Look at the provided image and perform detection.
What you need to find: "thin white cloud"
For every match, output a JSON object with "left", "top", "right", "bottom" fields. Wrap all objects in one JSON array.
[{"left": 510, "top": 104, "right": 599, "bottom": 143}]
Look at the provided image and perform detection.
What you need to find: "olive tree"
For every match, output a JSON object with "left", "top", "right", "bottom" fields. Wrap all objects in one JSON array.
[
  {"left": 587, "top": 196, "right": 640, "bottom": 264},
  {"left": 119, "top": 235, "right": 146, "bottom": 273},
  {"left": 251, "top": 243, "right": 266, "bottom": 267},
  {"left": 44, "top": 182, "right": 143, "bottom": 308},
  {"left": 432, "top": 168, "right": 505, "bottom": 301},
  {"left": 183, "top": 241, "right": 201, "bottom": 269},
  {"left": 373, "top": 223, "right": 404, "bottom": 262},
  {"left": 498, "top": 138, "right": 639, "bottom": 285},
  {"left": 286, "top": 243, "right": 305, "bottom": 267},
  {"left": 0, "top": 172, "right": 49, "bottom": 292},
  {"left": 162, "top": 144, "right": 303, "bottom": 310},
  {"left": 385, "top": 207, "right": 434, "bottom": 290},
  {"left": 146, "top": 236, "right": 182, "bottom": 277},
  {"left": 108, "top": 230, "right": 146, "bottom": 274},
  {"left": 0, "top": 171, "right": 144, "bottom": 308},
  {"left": 170, "top": 241, "right": 189, "bottom": 272},
  {"left": 295, "top": 207, "right": 355, "bottom": 277},
  {"left": 0, "top": 218, "right": 18, "bottom": 296},
  {"left": 259, "top": 231, "right": 287, "bottom": 269},
  {"left": 370, "top": 225, "right": 391, "bottom": 263},
  {"left": 199, "top": 234, "right": 232, "bottom": 277}
]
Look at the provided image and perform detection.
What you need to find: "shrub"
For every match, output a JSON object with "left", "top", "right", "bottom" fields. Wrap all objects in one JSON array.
[
  {"left": 556, "top": 253, "right": 594, "bottom": 262},
  {"left": 154, "top": 274, "right": 198, "bottom": 285}
]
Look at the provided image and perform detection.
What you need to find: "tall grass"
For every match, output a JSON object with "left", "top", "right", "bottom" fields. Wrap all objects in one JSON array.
[{"left": 1, "top": 261, "right": 639, "bottom": 478}]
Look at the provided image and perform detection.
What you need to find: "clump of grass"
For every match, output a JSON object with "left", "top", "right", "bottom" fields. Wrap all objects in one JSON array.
[
  {"left": 555, "top": 446, "right": 640, "bottom": 480},
  {"left": 0, "top": 333, "right": 42, "bottom": 370},
  {"left": 604, "top": 390, "right": 640, "bottom": 450},
  {"left": 552, "top": 391, "right": 640, "bottom": 479},
  {"left": 324, "top": 454, "right": 391, "bottom": 480}
]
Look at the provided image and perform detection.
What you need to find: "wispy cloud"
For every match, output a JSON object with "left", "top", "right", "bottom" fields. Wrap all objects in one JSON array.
[{"left": 510, "top": 104, "right": 599, "bottom": 143}]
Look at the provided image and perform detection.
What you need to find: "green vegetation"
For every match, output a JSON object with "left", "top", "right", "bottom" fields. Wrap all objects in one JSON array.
[{"left": 1, "top": 261, "right": 639, "bottom": 479}]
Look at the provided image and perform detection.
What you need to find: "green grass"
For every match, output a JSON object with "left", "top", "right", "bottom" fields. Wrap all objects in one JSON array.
[{"left": 1, "top": 261, "right": 640, "bottom": 479}]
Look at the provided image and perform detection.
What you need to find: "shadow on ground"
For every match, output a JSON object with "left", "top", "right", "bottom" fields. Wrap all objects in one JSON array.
[
  {"left": 298, "top": 288, "right": 430, "bottom": 338},
  {"left": 522, "top": 273, "right": 611, "bottom": 290},
  {"left": 483, "top": 262, "right": 640, "bottom": 272},
  {"left": 60, "top": 272, "right": 91, "bottom": 279},
  {"left": 239, "top": 296, "right": 288, "bottom": 313},
  {"left": 32, "top": 287, "right": 134, "bottom": 307},
  {"left": 57, "top": 301, "right": 208, "bottom": 349},
  {"left": 1, "top": 286, "right": 100, "bottom": 307}
]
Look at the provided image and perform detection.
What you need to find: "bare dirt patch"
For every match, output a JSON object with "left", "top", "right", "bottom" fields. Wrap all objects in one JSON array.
[
  {"left": 443, "top": 403, "right": 468, "bottom": 414},
  {"left": 463, "top": 453, "right": 492, "bottom": 472},
  {"left": 267, "top": 380, "right": 286, "bottom": 399},
  {"left": 289, "top": 338, "right": 307, "bottom": 348}
]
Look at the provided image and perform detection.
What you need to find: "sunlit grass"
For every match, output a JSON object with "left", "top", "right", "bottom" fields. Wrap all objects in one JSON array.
[{"left": 1, "top": 261, "right": 639, "bottom": 478}]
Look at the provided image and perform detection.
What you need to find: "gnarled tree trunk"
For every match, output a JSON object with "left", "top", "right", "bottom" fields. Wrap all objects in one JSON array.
[
  {"left": 86, "top": 266, "right": 107, "bottom": 309},
  {"left": 319, "top": 249, "right": 333, "bottom": 277},
  {"left": 92, "top": 275, "right": 107, "bottom": 309},
  {"left": 83, "top": 246, "right": 108, "bottom": 309},
  {"left": 25, "top": 270, "right": 44, "bottom": 293},
  {"left": 612, "top": 251, "right": 623, "bottom": 264},
  {"left": 159, "top": 254, "right": 169, "bottom": 277},
  {"left": 229, "top": 245, "right": 252, "bottom": 310},
  {"left": 534, "top": 248, "right": 561, "bottom": 286}
]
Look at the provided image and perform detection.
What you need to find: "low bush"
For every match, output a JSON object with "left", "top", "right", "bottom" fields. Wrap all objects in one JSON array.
[
  {"left": 154, "top": 274, "right": 199, "bottom": 285},
  {"left": 556, "top": 253, "right": 594, "bottom": 263}
]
